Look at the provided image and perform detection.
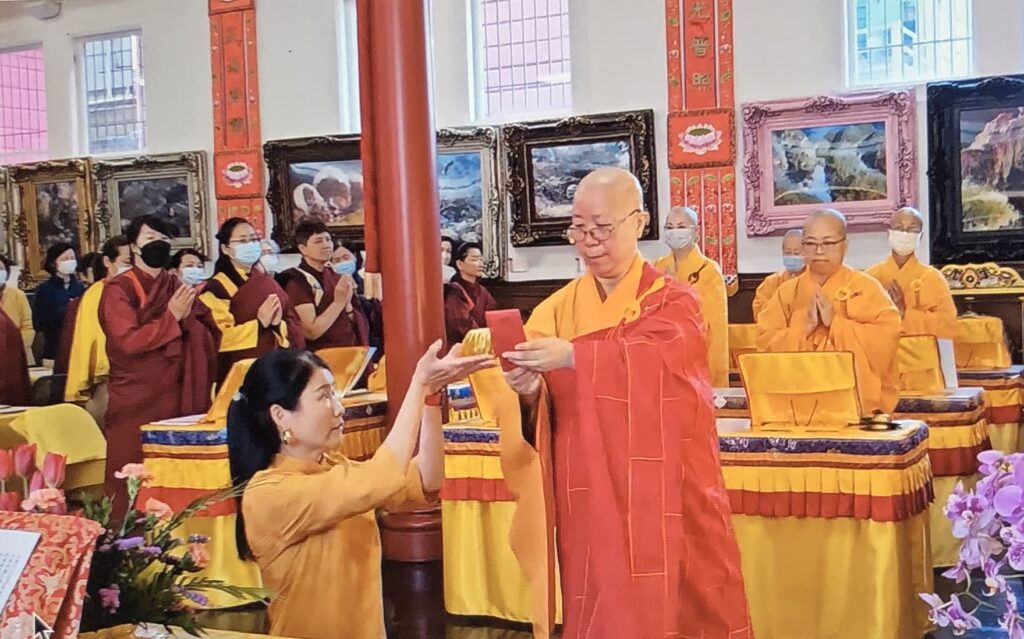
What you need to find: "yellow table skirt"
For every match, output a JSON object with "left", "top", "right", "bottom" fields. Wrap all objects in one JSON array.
[
  {"left": 81, "top": 625, "right": 296, "bottom": 639},
  {"left": 733, "top": 511, "right": 932, "bottom": 639},
  {"left": 442, "top": 500, "right": 563, "bottom": 623},
  {"left": 931, "top": 474, "right": 978, "bottom": 569}
]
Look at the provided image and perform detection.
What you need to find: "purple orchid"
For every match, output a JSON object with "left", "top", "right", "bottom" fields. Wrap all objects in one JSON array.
[
  {"left": 945, "top": 483, "right": 998, "bottom": 539},
  {"left": 98, "top": 584, "right": 120, "bottom": 613},
  {"left": 980, "top": 450, "right": 1010, "bottom": 476},
  {"left": 983, "top": 557, "right": 1008, "bottom": 595},
  {"left": 959, "top": 533, "right": 1004, "bottom": 569},
  {"left": 946, "top": 595, "right": 983, "bottom": 634},
  {"left": 942, "top": 562, "right": 970, "bottom": 584},
  {"left": 1002, "top": 589, "right": 1024, "bottom": 639},
  {"left": 114, "top": 536, "right": 146, "bottom": 551}
]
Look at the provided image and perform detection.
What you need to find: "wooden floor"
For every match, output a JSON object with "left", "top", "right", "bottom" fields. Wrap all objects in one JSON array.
[{"left": 197, "top": 560, "right": 550, "bottom": 639}]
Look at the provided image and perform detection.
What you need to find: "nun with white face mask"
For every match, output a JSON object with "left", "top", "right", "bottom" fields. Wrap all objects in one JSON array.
[
  {"left": 652, "top": 206, "right": 730, "bottom": 387},
  {"left": 865, "top": 206, "right": 958, "bottom": 339}
]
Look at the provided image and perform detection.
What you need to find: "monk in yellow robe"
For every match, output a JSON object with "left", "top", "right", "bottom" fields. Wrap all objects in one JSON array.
[
  {"left": 502, "top": 168, "right": 751, "bottom": 639},
  {"left": 651, "top": 206, "right": 729, "bottom": 386},
  {"left": 752, "top": 229, "right": 804, "bottom": 320},
  {"left": 757, "top": 209, "right": 902, "bottom": 414},
  {"left": 65, "top": 236, "right": 132, "bottom": 426},
  {"left": 866, "top": 207, "right": 957, "bottom": 339}
]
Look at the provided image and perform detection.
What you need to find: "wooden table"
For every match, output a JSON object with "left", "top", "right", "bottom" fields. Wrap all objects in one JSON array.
[{"left": 441, "top": 419, "right": 933, "bottom": 639}]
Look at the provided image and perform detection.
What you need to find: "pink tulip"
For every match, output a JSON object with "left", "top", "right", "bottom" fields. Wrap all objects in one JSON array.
[
  {"left": 0, "top": 491, "right": 20, "bottom": 511},
  {"left": 28, "top": 471, "right": 44, "bottom": 494},
  {"left": 114, "top": 463, "right": 154, "bottom": 486},
  {"left": 143, "top": 498, "right": 173, "bottom": 521},
  {"left": 13, "top": 444, "right": 36, "bottom": 479},
  {"left": 0, "top": 450, "right": 13, "bottom": 482},
  {"left": 41, "top": 453, "right": 66, "bottom": 489}
]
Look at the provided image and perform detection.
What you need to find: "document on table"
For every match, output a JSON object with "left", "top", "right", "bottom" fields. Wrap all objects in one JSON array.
[{"left": 0, "top": 529, "right": 41, "bottom": 609}]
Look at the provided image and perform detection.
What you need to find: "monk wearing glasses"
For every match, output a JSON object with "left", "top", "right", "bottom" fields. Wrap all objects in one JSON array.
[{"left": 756, "top": 208, "right": 902, "bottom": 414}]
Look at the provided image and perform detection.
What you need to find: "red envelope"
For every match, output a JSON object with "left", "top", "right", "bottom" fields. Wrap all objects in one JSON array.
[{"left": 486, "top": 310, "right": 527, "bottom": 372}]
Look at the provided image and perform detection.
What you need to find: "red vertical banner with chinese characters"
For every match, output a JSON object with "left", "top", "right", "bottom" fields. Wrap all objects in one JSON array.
[
  {"left": 665, "top": 0, "right": 737, "bottom": 274},
  {"left": 209, "top": 0, "right": 265, "bottom": 234}
]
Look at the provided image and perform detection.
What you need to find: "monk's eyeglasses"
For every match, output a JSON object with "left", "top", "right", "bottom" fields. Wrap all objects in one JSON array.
[
  {"left": 565, "top": 209, "right": 641, "bottom": 244},
  {"left": 801, "top": 238, "right": 846, "bottom": 253}
]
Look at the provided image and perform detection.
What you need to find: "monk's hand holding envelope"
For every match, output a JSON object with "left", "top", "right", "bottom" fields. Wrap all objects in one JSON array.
[{"left": 503, "top": 337, "right": 575, "bottom": 373}]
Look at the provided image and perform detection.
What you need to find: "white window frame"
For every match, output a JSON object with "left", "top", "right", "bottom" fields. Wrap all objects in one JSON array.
[
  {"left": 469, "top": 0, "right": 574, "bottom": 124},
  {"left": 0, "top": 42, "right": 49, "bottom": 165},
  {"left": 844, "top": 0, "right": 975, "bottom": 88},
  {"left": 336, "top": 0, "right": 361, "bottom": 133},
  {"left": 74, "top": 29, "right": 147, "bottom": 156}
]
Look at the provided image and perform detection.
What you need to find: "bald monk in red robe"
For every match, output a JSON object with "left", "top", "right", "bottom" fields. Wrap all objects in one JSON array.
[
  {"left": 502, "top": 168, "right": 751, "bottom": 639},
  {"left": 99, "top": 215, "right": 220, "bottom": 510},
  {"left": 0, "top": 308, "right": 31, "bottom": 405}
]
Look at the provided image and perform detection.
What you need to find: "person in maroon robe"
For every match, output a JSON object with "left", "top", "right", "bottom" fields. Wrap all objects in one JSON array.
[
  {"left": 443, "top": 241, "right": 498, "bottom": 345},
  {"left": 99, "top": 215, "right": 220, "bottom": 512},
  {"left": 200, "top": 218, "right": 305, "bottom": 383},
  {"left": 0, "top": 308, "right": 31, "bottom": 405},
  {"left": 280, "top": 218, "right": 369, "bottom": 353}
]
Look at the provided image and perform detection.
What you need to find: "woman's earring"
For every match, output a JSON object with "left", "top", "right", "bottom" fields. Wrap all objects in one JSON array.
[{"left": 281, "top": 429, "right": 294, "bottom": 445}]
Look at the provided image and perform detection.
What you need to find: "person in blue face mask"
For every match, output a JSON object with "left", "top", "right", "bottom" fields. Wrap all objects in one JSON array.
[
  {"left": 280, "top": 217, "right": 370, "bottom": 351},
  {"left": 170, "top": 248, "right": 208, "bottom": 290},
  {"left": 752, "top": 228, "right": 804, "bottom": 320},
  {"left": 201, "top": 217, "right": 306, "bottom": 383}
]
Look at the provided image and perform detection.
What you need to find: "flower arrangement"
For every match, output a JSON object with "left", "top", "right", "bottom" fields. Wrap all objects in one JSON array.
[
  {"left": 921, "top": 450, "right": 1024, "bottom": 637},
  {"left": 0, "top": 445, "right": 264, "bottom": 637},
  {"left": 78, "top": 464, "right": 265, "bottom": 635}
]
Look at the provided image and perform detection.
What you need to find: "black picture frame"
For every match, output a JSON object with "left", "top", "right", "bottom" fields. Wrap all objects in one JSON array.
[
  {"left": 928, "top": 74, "right": 1024, "bottom": 266},
  {"left": 264, "top": 134, "right": 364, "bottom": 250},
  {"left": 503, "top": 109, "right": 659, "bottom": 247}
]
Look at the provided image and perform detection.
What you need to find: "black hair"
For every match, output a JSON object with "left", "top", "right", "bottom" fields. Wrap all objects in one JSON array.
[
  {"left": 294, "top": 217, "right": 330, "bottom": 248},
  {"left": 95, "top": 235, "right": 130, "bottom": 280},
  {"left": 125, "top": 214, "right": 173, "bottom": 245},
  {"left": 214, "top": 217, "right": 256, "bottom": 289},
  {"left": 170, "top": 248, "right": 206, "bottom": 271},
  {"left": 78, "top": 252, "right": 99, "bottom": 281},
  {"left": 43, "top": 243, "right": 74, "bottom": 275},
  {"left": 0, "top": 254, "right": 11, "bottom": 276},
  {"left": 227, "top": 349, "right": 331, "bottom": 560},
  {"left": 453, "top": 241, "right": 482, "bottom": 267}
]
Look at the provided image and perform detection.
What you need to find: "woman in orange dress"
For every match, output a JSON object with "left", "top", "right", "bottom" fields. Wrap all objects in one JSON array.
[{"left": 227, "top": 342, "right": 492, "bottom": 639}]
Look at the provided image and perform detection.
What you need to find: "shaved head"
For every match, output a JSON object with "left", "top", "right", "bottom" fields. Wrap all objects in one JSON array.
[
  {"left": 890, "top": 207, "right": 924, "bottom": 233},
  {"left": 571, "top": 167, "right": 649, "bottom": 280},
  {"left": 801, "top": 209, "right": 848, "bottom": 280},
  {"left": 781, "top": 229, "right": 803, "bottom": 256},
  {"left": 666, "top": 206, "right": 699, "bottom": 229}
]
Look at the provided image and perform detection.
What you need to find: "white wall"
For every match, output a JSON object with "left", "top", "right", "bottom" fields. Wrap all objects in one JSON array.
[{"left": 3, "top": 0, "right": 1023, "bottom": 280}]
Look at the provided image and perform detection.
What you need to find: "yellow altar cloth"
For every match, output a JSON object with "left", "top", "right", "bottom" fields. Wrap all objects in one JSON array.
[
  {"left": 442, "top": 419, "right": 933, "bottom": 638},
  {"left": 81, "top": 625, "right": 298, "bottom": 639},
  {"left": 959, "top": 366, "right": 1024, "bottom": 454},
  {"left": 727, "top": 323, "right": 758, "bottom": 371},
  {"left": 955, "top": 315, "right": 1011, "bottom": 370},
  {"left": 0, "top": 404, "right": 105, "bottom": 495},
  {"left": 715, "top": 385, "right": 985, "bottom": 566},
  {"left": 138, "top": 393, "right": 388, "bottom": 608}
]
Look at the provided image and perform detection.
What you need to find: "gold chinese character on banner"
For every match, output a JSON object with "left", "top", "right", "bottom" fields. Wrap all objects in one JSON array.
[
  {"left": 692, "top": 72, "right": 711, "bottom": 88},
  {"left": 691, "top": 36, "right": 709, "bottom": 57},
  {"left": 690, "top": 2, "right": 710, "bottom": 20}
]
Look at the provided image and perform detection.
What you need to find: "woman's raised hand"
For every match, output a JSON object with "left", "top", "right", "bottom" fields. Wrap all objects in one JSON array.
[{"left": 413, "top": 340, "right": 495, "bottom": 394}]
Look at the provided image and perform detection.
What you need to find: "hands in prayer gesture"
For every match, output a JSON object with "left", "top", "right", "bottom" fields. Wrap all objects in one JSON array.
[
  {"left": 413, "top": 340, "right": 495, "bottom": 394},
  {"left": 257, "top": 295, "right": 283, "bottom": 328},
  {"left": 887, "top": 282, "right": 906, "bottom": 315},
  {"left": 168, "top": 285, "right": 196, "bottom": 321},
  {"left": 334, "top": 274, "right": 356, "bottom": 310},
  {"left": 805, "top": 288, "right": 834, "bottom": 335}
]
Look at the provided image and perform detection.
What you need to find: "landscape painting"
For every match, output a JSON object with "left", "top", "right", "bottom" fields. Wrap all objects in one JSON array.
[
  {"left": 928, "top": 74, "right": 1024, "bottom": 265},
  {"left": 93, "top": 151, "right": 209, "bottom": 253},
  {"left": 958, "top": 106, "right": 1024, "bottom": 233},
  {"left": 742, "top": 89, "right": 916, "bottom": 237},
  {"left": 530, "top": 140, "right": 631, "bottom": 219},
  {"left": 436, "top": 150, "right": 483, "bottom": 245},
  {"left": 771, "top": 122, "right": 888, "bottom": 206},
  {"left": 504, "top": 109, "right": 658, "bottom": 247}
]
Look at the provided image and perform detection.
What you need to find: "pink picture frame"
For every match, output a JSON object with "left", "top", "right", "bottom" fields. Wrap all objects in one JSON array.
[{"left": 741, "top": 89, "right": 917, "bottom": 237}]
